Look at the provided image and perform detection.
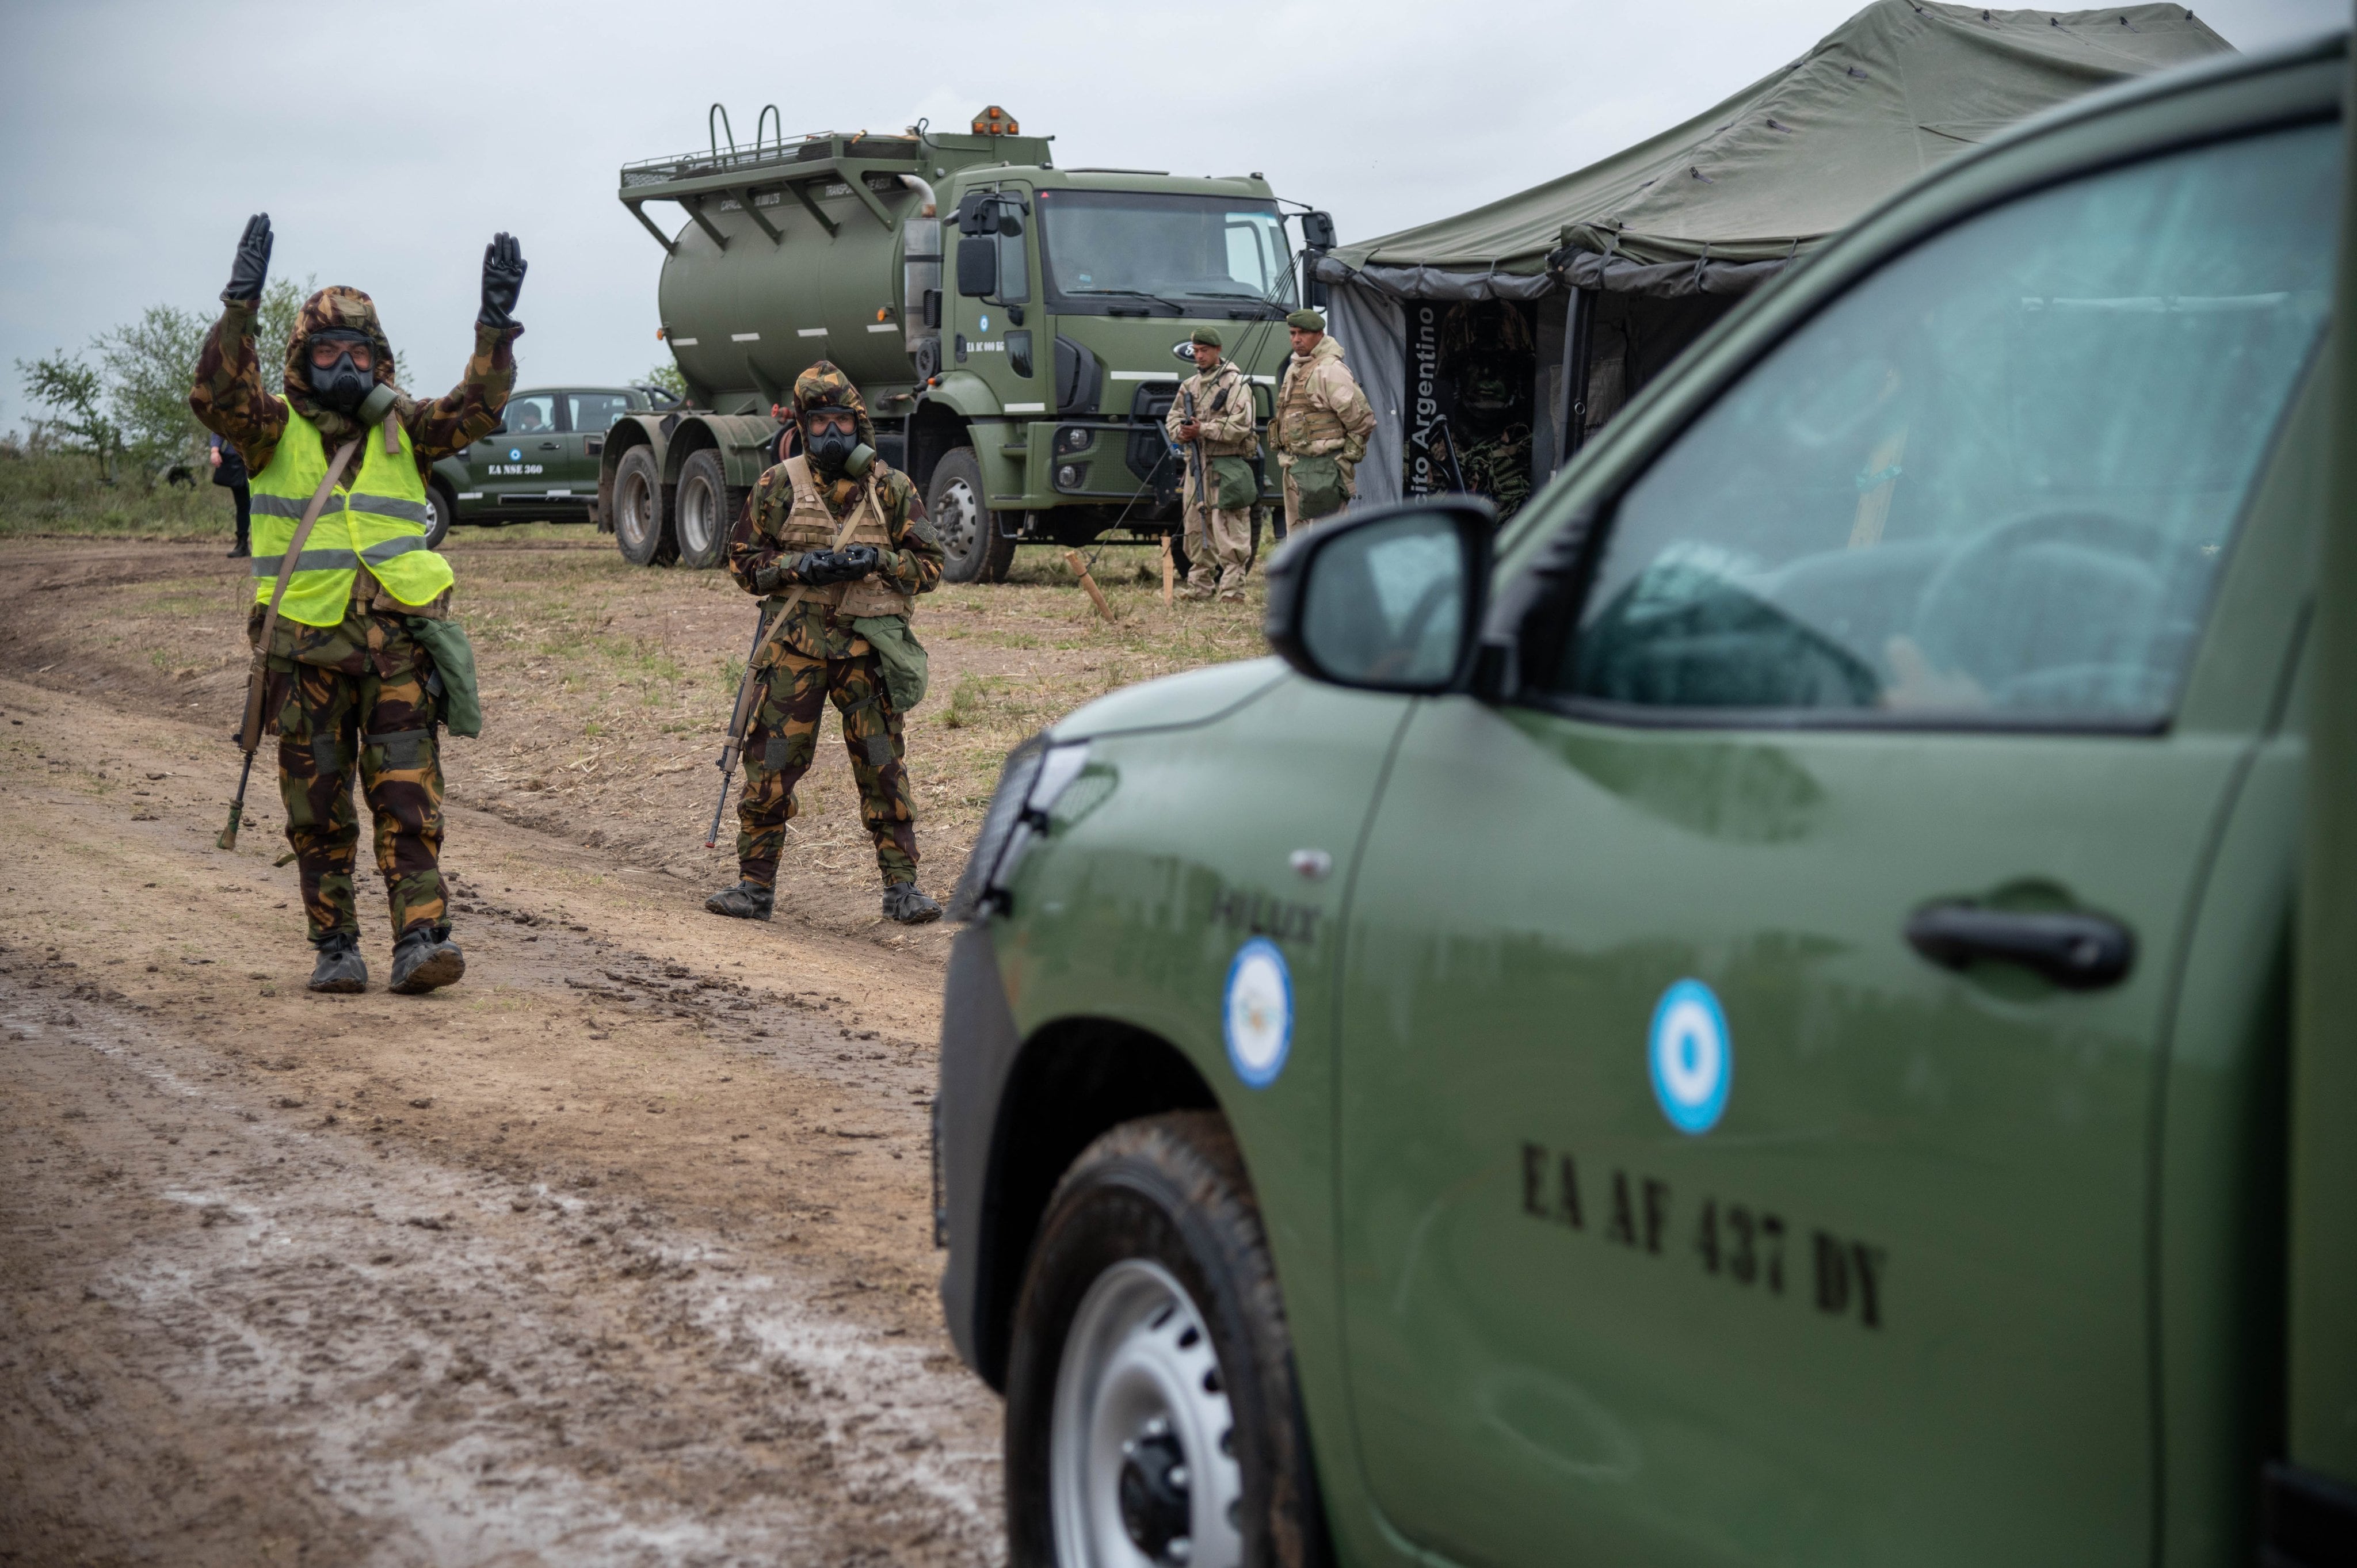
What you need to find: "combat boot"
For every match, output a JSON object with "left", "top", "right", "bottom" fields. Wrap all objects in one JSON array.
[
  {"left": 706, "top": 880, "right": 775, "bottom": 921},
  {"left": 388, "top": 927, "right": 466, "bottom": 994},
  {"left": 307, "top": 933, "right": 367, "bottom": 994},
  {"left": 882, "top": 882, "right": 943, "bottom": 925}
]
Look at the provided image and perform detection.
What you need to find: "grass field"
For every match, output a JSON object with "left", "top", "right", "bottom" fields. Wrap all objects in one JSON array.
[{"left": 0, "top": 449, "right": 242, "bottom": 541}]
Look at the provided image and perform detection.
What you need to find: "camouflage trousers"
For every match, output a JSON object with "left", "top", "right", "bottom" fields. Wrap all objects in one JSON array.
[
  {"left": 1181, "top": 502, "right": 1252, "bottom": 598},
  {"left": 274, "top": 657, "right": 446, "bottom": 944},
  {"left": 737, "top": 646, "right": 917, "bottom": 888}
]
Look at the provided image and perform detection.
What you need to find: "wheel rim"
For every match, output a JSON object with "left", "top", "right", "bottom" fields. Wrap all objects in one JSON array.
[
  {"left": 619, "top": 471, "right": 655, "bottom": 552},
  {"left": 937, "top": 475, "right": 983, "bottom": 564},
  {"left": 428, "top": 493, "right": 449, "bottom": 537},
  {"left": 679, "top": 474, "right": 716, "bottom": 557},
  {"left": 1051, "top": 1259, "right": 1244, "bottom": 1568}
]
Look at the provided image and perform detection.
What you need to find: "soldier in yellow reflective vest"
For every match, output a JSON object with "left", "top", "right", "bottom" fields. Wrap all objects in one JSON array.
[{"left": 192, "top": 215, "right": 524, "bottom": 995}]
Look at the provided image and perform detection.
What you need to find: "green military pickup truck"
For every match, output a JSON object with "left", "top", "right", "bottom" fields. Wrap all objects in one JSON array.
[
  {"left": 422, "top": 384, "right": 667, "bottom": 545},
  {"left": 936, "top": 32, "right": 2357, "bottom": 1568}
]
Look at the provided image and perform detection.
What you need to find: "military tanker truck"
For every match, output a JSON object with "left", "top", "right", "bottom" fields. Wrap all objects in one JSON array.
[{"left": 599, "top": 105, "right": 1325, "bottom": 581}]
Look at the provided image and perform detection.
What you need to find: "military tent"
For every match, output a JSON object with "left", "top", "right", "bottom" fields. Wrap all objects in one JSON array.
[{"left": 1315, "top": 1, "right": 2230, "bottom": 515}]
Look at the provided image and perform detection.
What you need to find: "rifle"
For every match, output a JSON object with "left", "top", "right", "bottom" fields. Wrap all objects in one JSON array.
[
  {"left": 705, "top": 606, "right": 775, "bottom": 849},
  {"left": 219, "top": 435, "right": 363, "bottom": 851},
  {"left": 1181, "top": 388, "right": 1205, "bottom": 509},
  {"left": 1427, "top": 411, "right": 1471, "bottom": 495}
]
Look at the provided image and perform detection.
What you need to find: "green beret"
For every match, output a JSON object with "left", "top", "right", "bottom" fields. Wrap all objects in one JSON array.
[
  {"left": 1286, "top": 309, "right": 1326, "bottom": 332},
  {"left": 1189, "top": 326, "right": 1223, "bottom": 349}
]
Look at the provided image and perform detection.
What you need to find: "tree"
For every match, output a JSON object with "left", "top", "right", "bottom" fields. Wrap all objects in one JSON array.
[
  {"left": 17, "top": 352, "right": 121, "bottom": 482},
  {"left": 93, "top": 303, "right": 209, "bottom": 468},
  {"left": 643, "top": 358, "right": 688, "bottom": 403}
]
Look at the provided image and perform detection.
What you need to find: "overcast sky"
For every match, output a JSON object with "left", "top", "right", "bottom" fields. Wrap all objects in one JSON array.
[{"left": 0, "top": 0, "right": 2340, "bottom": 409}]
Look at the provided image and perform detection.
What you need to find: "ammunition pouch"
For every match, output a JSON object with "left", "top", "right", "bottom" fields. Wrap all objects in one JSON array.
[{"left": 1211, "top": 456, "right": 1257, "bottom": 510}]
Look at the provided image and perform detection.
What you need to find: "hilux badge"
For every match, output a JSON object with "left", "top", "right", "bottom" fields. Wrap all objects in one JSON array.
[
  {"left": 1224, "top": 937, "right": 1292, "bottom": 1089},
  {"left": 1650, "top": 978, "right": 1730, "bottom": 1134}
]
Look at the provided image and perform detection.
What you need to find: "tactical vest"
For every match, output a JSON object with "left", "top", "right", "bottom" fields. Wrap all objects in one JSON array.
[
  {"left": 777, "top": 455, "right": 913, "bottom": 619},
  {"left": 1276, "top": 351, "right": 1349, "bottom": 455},
  {"left": 248, "top": 405, "right": 452, "bottom": 627},
  {"left": 1183, "top": 364, "right": 1261, "bottom": 459}
]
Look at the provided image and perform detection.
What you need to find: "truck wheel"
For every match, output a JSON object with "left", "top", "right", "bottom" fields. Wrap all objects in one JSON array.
[
  {"left": 613, "top": 445, "right": 676, "bottom": 566},
  {"left": 984, "top": 522, "right": 1018, "bottom": 583},
  {"left": 673, "top": 449, "right": 735, "bottom": 570},
  {"left": 929, "top": 447, "right": 995, "bottom": 583},
  {"left": 1004, "top": 1112, "right": 1328, "bottom": 1568},
  {"left": 424, "top": 482, "right": 456, "bottom": 551}
]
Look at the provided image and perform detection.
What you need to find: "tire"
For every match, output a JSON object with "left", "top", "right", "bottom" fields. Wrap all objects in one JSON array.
[
  {"left": 424, "top": 482, "right": 456, "bottom": 550},
  {"left": 673, "top": 449, "right": 737, "bottom": 570},
  {"left": 613, "top": 445, "right": 676, "bottom": 566},
  {"left": 983, "top": 520, "right": 1018, "bottom": 583},
  {"left": 929, "top": 447, "right": 994, "bottom": 583},
  {"left": 1005, "top": 1112, "right": 1329, "bottom": 1568}
]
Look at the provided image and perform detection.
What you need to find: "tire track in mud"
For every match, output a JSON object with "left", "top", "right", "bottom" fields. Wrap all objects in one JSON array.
[{"left": 0, "top": 975, "right": 1004, "bottom": 1567}]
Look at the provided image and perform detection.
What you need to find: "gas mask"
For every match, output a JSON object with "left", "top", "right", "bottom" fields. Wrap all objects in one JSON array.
[
  {"left": 306, "top": 330, "right": 375, "bottom": 414},
  {"left": 801, "top": 410, "right": 872, "bottom": 479}
]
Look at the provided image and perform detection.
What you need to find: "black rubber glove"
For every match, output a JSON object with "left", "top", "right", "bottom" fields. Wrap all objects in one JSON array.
[
  {"left": 224, "top": 213, "right": 272, "bottom": 303},
  {"left": 791, "top": 549, "right": 852, "bottom": 586},
  {"left": 479, "top": 232, "right": 527, "bottom": 330},
  {"left": 834, "top": 544, "right": 882, "bottom": 579}
]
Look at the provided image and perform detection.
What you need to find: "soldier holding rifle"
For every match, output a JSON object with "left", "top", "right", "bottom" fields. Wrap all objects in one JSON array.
[
  {"left": 707, "top": 363, "right": 946, "bottom": 926},
  {"left": 1163, "top": 326, "right": 1258, "bottom": 602}
]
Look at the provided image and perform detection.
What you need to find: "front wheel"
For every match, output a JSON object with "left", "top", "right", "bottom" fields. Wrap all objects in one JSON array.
[
  {"left": 424, "top": 482, "right": 456, "bottom": 550},
  {"left": 673, "top": 449, "right": 737, "bottom": 570},
  {"left": 929, "top": 447, "right": 995, "bottom": 583},
  {"left": 613, "top": 445, "right": 676, "bottom": 566},
  {"left": 1005, "top": 1112, "right": 1329, "bottom": 1568}
]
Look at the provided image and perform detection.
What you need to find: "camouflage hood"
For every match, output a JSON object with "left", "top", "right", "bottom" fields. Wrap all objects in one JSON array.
[
  {"left": 283, "top": 286, "right": 410, "bottom": 438},
  {"left": 1296, "top": 333, "right": 1346, "bottom": 369},
  {"left": 791, "top": 360, "right": 876, "bottom": 453}
]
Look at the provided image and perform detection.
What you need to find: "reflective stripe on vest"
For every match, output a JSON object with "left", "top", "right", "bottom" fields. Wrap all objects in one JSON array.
[{"left": 246, "top": 404, "right": 455, "bottom": 626}]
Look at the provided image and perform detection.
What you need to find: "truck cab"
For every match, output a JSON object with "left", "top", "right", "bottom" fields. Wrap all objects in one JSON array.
[{"left": 936, "top": 36, "right": 2357, "bottom": 1568}]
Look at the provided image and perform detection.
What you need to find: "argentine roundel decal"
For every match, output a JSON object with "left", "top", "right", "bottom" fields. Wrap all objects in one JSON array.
[
  {"left": 509, "top": 447, "right": 522, "bottom": 461},
  {"left": 1649, "top": 978, "right": 1730, "bottom": 1135},
  {"left": 1223, "top": 937, "right": 1292, "bottom": 1089}
]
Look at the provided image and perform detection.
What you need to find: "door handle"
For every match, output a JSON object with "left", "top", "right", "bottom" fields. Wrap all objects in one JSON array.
[
  {"left": 1904, "top": 901, "right": 2134, "bottom": 990},
  {"left": 538, "top": 441, "right": 560, "bottom": 449}
]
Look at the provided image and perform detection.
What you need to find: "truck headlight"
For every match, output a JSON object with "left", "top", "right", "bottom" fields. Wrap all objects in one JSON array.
[
  {"left": 1055, "top": 462, "right": 1089, "bottom": 491},
  {"left": 1054, "top": 425, "right": 1093, "bottom": 457}
]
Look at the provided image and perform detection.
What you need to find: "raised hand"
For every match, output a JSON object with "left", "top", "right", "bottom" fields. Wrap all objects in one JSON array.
[
  {"left": 479, "top": 232, "right": 527, "bottom": 329},
  {"left": 225, "top": 213, "right": 272, "bottom": 303}
]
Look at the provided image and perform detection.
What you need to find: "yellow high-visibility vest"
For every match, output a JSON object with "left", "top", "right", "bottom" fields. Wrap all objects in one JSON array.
[{"left": 247, "top": 403, "right": 454, "bottom": 625}]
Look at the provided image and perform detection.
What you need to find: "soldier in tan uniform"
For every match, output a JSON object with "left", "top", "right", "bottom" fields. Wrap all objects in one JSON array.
[
  {"left": 1163, "top": 326, "right": 1259, "bottom": 601},
  {"left": 1270, "top": 308, "right": 1376, "bottom": 533}
]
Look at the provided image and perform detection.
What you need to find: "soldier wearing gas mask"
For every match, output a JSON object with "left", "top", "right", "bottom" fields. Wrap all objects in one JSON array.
[
  {"left": 190, "top": 214, "right": 522, "bottom": 996},
  {"left": 712, "top": 361, "right": 947, "bottom": 925}
]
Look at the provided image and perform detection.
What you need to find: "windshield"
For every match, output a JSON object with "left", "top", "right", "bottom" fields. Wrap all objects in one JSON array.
[{"left": 1036, "top": 191, "right": 1295, "bottom": 315}]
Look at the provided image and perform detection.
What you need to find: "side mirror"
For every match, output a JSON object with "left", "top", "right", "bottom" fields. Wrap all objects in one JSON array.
[
  {"left": 956, "top": 236, "right": 998, "bottom": 298},
  {"left": 1300, "top": 209, "right": 1337, "bottom": 250},
  {"left": 1263, "top": 499, "right": 1497, "bottom": 694}
]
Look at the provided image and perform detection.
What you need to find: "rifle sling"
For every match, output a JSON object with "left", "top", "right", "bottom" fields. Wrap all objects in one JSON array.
[{"left": 238, "top": 438, "right": 363, "bottom": 752}]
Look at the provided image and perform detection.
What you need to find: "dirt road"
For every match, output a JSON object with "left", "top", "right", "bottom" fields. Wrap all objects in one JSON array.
[{"left": 0, "top": 529, "right": 1264, "bottom": 1565}]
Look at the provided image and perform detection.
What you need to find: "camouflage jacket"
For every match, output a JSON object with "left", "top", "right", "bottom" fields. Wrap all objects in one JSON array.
[
  {"left": 1164, "top": 359, "right": 1260, "bottom": 460},
  {"left": 1273, "top": 334, "right": 1376, "bottom": 464},
  {"left": 726, "top": 460, "right": 943, "bottom": 662},
  {"left": 190, "top": 296, "right": 520, "bottom": 479}
]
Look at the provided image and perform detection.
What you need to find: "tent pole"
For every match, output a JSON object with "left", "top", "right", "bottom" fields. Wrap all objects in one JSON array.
[{"left": 1555, "top": 287, "right": 1595, "bottom": 475}]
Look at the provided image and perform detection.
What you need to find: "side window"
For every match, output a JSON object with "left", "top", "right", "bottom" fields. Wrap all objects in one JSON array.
[
  {"left": 570, "top": 392, "right": 632, "bottom": 432},
  {"left": 502, "top": 393, "right": 559, "bottom": 437},
  {"left": 999, "top": 194, "right": 1031, "bottom": 306},
  {"left": 1558, "top": 123, "right": 2336, "bottom": 724}
]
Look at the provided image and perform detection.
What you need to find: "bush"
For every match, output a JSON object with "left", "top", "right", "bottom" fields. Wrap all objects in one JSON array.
[{"left": 0, "top": 437, "right": 233, "bottom": 540}]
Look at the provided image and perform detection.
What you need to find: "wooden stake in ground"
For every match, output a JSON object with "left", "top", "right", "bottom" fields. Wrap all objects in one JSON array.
[
  {"left": 1160, "top": 534, "right": 1174, "bottom": 609},
  {"left": 1065, "top": 549, "right": 1117, "bottom": 623}
]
